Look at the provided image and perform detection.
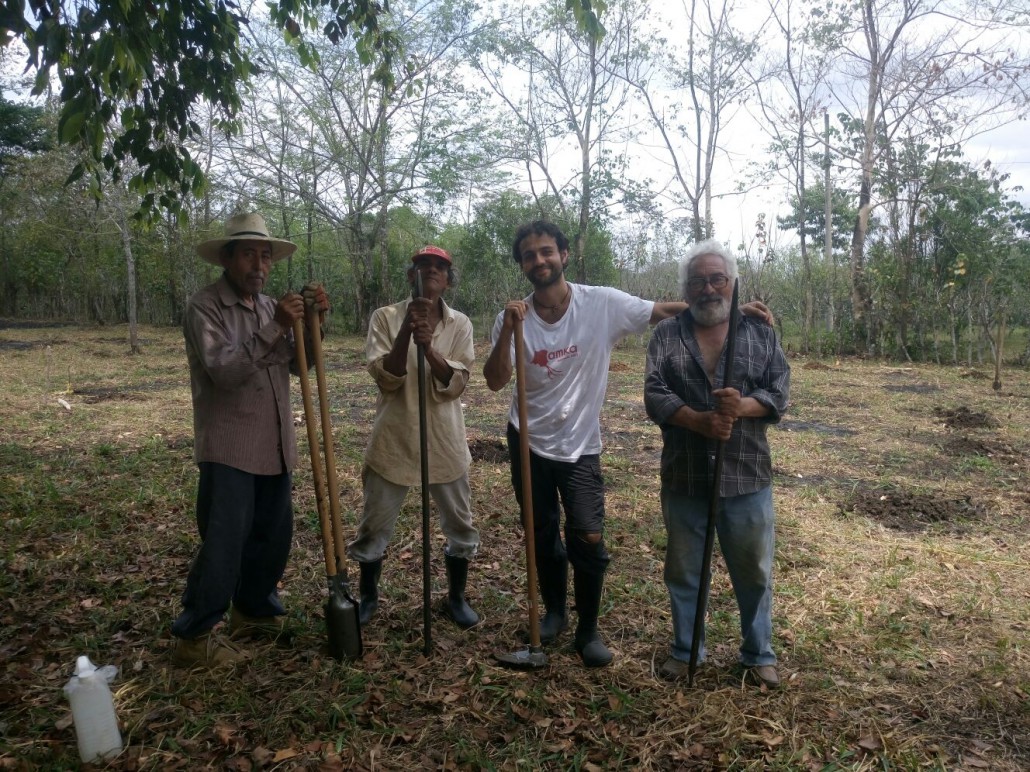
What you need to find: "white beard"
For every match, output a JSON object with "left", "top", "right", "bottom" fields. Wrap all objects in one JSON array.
[{"left": 691, "top": 296, "right": 731, "bottom": 326}]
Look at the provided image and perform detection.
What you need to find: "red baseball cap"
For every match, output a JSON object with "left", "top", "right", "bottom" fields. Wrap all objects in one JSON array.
[{"left": 411, "top": 245, "right": 452, "bottom": 265}]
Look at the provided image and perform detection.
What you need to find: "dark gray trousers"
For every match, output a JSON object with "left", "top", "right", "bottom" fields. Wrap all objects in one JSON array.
[{"left": 171, "top": 462, "right": 293, "bottom": 639}]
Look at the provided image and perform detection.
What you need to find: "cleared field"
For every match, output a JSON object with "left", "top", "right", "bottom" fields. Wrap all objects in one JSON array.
[{"left": 1, "top": 323, "right": 1028, "bottom": 770}]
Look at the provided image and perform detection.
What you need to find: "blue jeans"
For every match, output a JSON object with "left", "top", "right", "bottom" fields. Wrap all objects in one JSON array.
[{"left": 661, "top": 486, "right": 776, "bottom": 666}]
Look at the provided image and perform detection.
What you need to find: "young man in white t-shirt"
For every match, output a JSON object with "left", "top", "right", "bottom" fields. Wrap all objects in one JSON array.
[
  {"left": 485, "top": 221, "right": 770, "bottom": 668},
  {"left": 485, "top": 221, "right": 687, "bottom": 667}
]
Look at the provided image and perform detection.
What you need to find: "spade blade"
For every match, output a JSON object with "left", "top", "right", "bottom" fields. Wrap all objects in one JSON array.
[
  {"left": 326, "top": 576, "right": 362, "bottom": 662},
  {"left": 493, "top": 647, "right": 548, "bottom": 670}
]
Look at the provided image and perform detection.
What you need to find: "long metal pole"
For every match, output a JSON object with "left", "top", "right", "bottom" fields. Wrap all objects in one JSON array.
[
  {"left": 688, "top": 280, "right": 739, "bottom": 687},
  {"left": 414, "top": 271, "right": 432, "bottom": 656}
]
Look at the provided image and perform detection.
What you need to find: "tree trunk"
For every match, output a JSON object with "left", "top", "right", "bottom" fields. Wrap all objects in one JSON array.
[
  {"left": 1, "top": 225, "right": 15, "bottom": 317},
  {"left": 798, "top": 123, "right": 812, "bottom": 355},
  {"left": 822, "top": 110, "right": 832, "bottom": 359},
  {"left": 992, "top": 313, "right": 1005, "bottom": 391},
  {"left": 118, "top": 208, "right": 140, "bottom": 354},
  {"left": 574, "top": 33, "right": 598, "bottom": 284},
  {"left": 849, "top": 0, "right": 882, "bottom": 355}
]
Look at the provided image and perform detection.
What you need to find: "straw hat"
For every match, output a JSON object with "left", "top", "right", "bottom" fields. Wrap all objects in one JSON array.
[{"left": 196, "top": 213, "right": 298, "bottom": 265}]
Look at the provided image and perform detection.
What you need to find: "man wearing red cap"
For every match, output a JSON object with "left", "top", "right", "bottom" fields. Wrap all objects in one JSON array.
[{"left": 347, "top": 245, "right": 479, "bottom": 629}]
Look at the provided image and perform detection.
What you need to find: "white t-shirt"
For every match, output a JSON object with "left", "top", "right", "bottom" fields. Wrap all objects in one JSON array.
[{"left": 491, "top": 283, "right": 653, "bottom": 462}]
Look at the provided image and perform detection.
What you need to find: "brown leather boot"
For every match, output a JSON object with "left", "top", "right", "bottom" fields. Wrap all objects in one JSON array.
[
  {"left": 171, "top": 633, "right": 248, "bottom": 669},
  {"left": 228, "top": 607, "right": 286, "bottom": 640}
]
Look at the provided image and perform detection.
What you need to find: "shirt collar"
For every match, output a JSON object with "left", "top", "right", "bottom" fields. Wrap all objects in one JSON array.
[{"left": 216, "top": 273, "right": 259, "bottom": 308}]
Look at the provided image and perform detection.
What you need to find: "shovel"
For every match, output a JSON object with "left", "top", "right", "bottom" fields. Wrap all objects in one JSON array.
[
  {"left": 687, "top": 279, "right": 739, "bottom": 686},
  {"left": 413, "top": 271, "right": 433, "bottom": 656},
  {"left": 294, "top": 311, "right": 362, "bottom": 662},
  {"left": 494, "top": 317, "right": 548, "bottom": 670}
]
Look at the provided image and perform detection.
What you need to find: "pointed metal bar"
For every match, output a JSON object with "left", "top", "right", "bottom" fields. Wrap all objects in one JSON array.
[{"left": 688, "top": 279, "right": 739, "bottom": 687}]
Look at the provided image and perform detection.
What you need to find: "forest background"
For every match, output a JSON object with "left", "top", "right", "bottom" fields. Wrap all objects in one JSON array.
[{"left": 2, "top": 0, "right": 1029, "bottom": 364}]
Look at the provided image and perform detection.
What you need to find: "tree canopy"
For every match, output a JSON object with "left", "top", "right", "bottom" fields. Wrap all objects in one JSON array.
[
  {"left": 0, "top": 0, "right": 399, "bottom": 219},
  {"left": 0, "top": 0, "right": 1027, "bottom": 360},
  {"left": 0, "top": 86, "right": 49, "bottom": 171}
]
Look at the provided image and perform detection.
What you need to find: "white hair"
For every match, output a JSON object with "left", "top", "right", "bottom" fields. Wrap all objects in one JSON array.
[{"left": 678, "top": 239, "right": 739, "bottom": 299}]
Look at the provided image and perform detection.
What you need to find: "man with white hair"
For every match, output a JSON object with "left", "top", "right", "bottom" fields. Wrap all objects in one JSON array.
[{"left": 644, "top": 239, "right": 790, "bottom": 688}]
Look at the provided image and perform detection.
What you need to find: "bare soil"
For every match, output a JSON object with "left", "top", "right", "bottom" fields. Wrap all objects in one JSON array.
[
  {"left": 1, "top": 330, "right": 1028, "bottom": 771},
  {"left": 841, "top": 487, "right": 986, "bottom": 533},
  {"left": 933, "top": 405, "right": 1000, "bottom": 429}
]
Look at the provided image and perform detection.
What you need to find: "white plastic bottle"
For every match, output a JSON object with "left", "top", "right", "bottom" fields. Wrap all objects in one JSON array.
[{"left": 63, "top": 655, "right": 123, "bottom": 763}]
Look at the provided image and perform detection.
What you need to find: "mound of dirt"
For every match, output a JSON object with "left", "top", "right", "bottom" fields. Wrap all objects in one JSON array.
[
  {"left": 469, "top": 438, "right": 508, "bottom": 464},
  {"left": 840, "top": 488, "right": 985, "bottom": 533},
  {"left": 939, "top": 436, "right": 1013, "bottom": 457},
  {"left": 609, "top": 360, "right": 630, "bottom": 372},
  {"left": 933, "top": 406, "right": 999, "bottom": 429},
  {"left": 802, "top": 361, "right": 832, "bottom": 370},
  {"left": 959, "top": 369, "right": 990, "bottom": 380}
]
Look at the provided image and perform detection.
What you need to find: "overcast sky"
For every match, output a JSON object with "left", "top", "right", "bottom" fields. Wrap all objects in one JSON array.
[
  {"left": 627, "top": 0, "right": 1030, "bottom": 254},
  {"left": 699, "top": 114, "right": 1030, "bottom": 254},
  {"left": 3, "top": 0, "right": 1026, "bottom": 257}
]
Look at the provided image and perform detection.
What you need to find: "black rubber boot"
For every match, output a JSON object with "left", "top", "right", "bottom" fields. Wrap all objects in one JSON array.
[
  {"left": 358, "top": 559, "right": 382, "bottom": 625},
  {"left": 537, "top": 557, "right": 569, "bottom": 644},
  {"left": 573, "top": 568, "right": 613, "bottom": 668},
  {"left": 443, "top": 554, "right": 480, "bottom": 629}
]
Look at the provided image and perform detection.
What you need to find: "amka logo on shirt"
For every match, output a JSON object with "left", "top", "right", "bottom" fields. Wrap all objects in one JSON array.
[{"left": 530, "top": 345, "right": 578, "bottom": 378}]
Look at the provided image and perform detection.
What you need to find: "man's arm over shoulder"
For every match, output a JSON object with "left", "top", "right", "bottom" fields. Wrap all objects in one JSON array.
[{"left": 649, "top": 301, "right": 688, "bottom": 325}]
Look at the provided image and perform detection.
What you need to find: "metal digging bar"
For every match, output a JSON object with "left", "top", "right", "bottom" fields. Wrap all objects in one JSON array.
[
  {"left": 687, "top": 279, "right": 739, "bottom": 687},
  {"left": 414, "top": 271, "right": 433, "bottom": 657},
  {"left": 494, "top": 317, "right": 548, "bottom": 670},
  {"left": 294, "top": 315, "right": 361, "bottom": 662}
]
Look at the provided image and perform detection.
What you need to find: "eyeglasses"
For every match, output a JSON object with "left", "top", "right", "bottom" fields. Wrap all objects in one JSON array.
[{"left": 686, "top": 274, "right": 730, "bottom": 292}]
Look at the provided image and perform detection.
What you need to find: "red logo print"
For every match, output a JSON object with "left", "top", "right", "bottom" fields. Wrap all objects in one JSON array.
[
  {"left": 531, "top": 349, "right": 562, "bottom": 377},
  {"left": 529, "top": 345, "right": 578, "bottom": 378}
]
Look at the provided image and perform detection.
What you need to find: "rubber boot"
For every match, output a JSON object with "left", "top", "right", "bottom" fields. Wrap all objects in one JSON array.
[
  {"left": 358, "top": 559, "right": 382, "bottom": 625},
  {"left": 573, "top": 568, "right": 613, "bottom": 668},
  {"left": 442, "top": 554, "right": 480, "bottom": 629},
  {"left": 537, "top": 557, "right": 569, "bottom": 644}
]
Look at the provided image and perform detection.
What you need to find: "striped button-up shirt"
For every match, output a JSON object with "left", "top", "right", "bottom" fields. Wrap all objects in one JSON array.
[
  {"left": 644, "top": 312, "right": 790, "bottom": 497},
  {"left": 184, "top": 274, "right": 298, "bottom": 476}
]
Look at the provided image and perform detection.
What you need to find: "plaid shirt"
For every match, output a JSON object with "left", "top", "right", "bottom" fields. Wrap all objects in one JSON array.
[{"left": 644, "top": 312, "right": 790, "bottom": 497}]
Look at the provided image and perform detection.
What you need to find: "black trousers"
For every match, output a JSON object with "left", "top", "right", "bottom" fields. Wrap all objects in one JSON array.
[
  {"left": 171, "top": 462, "right": 293, "bottom": 639},
  {"left": 506, "top": 424, "right": 610, "bottom": 576}
]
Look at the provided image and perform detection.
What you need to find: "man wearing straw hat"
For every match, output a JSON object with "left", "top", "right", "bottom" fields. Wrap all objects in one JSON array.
[
  {"left": 347, "top": 245, "right": 480, "bottom": 630},
  {"left": 171, "top": 212, "right": 329, "bottom": 668}
]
